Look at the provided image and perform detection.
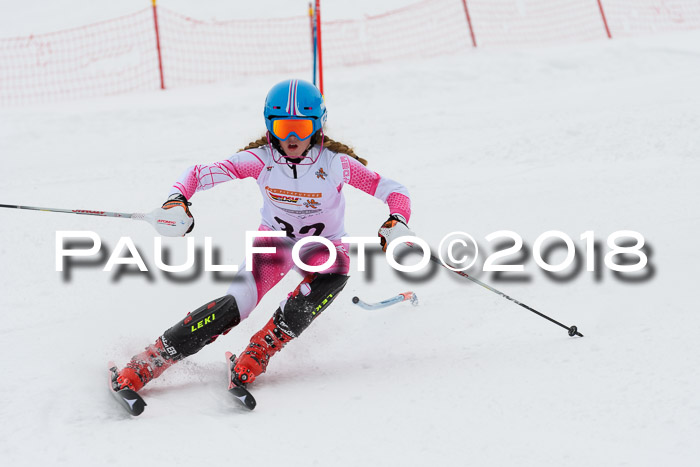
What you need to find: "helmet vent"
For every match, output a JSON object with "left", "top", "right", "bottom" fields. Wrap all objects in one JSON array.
[
  {"left": 303, "top": 106, "right": 312, "bottom": 110},
  {"left": 272, "top": 106, "right": 281, "bottom": 109}
]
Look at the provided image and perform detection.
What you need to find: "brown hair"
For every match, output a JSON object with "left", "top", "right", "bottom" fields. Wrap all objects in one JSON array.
[{"left": 240, "top": 133, "right": 368, "bottom": 166}]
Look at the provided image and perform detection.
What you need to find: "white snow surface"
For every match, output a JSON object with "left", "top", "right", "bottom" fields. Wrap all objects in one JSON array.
[{"left": 1, "top": 3, "right": 700, "bottom": 466}]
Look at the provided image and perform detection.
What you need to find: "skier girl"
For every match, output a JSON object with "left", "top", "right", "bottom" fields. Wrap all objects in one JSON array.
[{"left": 114, "top": 79, "right": 414, "bottom": 392}]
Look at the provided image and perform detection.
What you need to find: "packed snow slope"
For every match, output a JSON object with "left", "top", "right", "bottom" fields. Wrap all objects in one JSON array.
[{"left": 1, "top": 25, "right": 700, "bottom": 467}]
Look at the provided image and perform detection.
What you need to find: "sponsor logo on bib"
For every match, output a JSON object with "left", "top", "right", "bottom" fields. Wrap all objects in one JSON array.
[
  {"left": 265, "top": 186, "right": 322, "bottom": 206},
  {"left": 304, "top": 199, "right": 320, "bottom": 209}
]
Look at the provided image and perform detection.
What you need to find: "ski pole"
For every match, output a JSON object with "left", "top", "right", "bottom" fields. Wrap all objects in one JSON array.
[
  {"left": 352, "top": 291, "right": 418, "bottom": 310},
  {"left": 0, "top": 203, "right": 189, "bottom": 236},
  {"left": 0, "top": 203, "right": 135, "bottom": 218},
  {"left": 409, "top": 244, "right": 583, "bottom": 337}
]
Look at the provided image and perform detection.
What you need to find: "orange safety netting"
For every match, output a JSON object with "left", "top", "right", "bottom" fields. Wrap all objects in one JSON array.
[{"left": 1, "top": 0, "right": 698, "bottom": 105}]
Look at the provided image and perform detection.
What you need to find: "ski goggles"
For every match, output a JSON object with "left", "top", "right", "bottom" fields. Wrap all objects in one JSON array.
[{"left": 270, "top": 118, "right": 317, "bottom": 141}]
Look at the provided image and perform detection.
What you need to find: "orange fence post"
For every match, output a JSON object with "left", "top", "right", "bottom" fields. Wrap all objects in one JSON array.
[
  {"left": 461, "top": 0, "right": 477, "bottom": 47},
  {"left": 152, "top": 0, "right": 166, "bottom": 89},
  {"left": 596, "top": 0, "right": 612, "bottom": 39}
]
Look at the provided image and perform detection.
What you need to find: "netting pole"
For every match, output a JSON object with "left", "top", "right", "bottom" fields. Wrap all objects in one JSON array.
[
  {"left": 461, "top": 0, "right": 477, "bottom": 47},
  {"left": 309, "top": 2, "right": 317, "bottom": 86},
  {"left": 596, "top": 0, "right": 612, "bottom": 39},
  {"left": 152, "top": 0, "right": 166, "bottom": 89},
  {"left": 315, "top": 0, "right": 324, "bottom": 95}
]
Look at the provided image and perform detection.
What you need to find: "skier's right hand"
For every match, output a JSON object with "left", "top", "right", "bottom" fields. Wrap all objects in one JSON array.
[
  {"left": 154, "top": 193, "right": 195, "bottom": 237},
  {"left": 378, "top": 214, "right": 414, "bottom": 252}
]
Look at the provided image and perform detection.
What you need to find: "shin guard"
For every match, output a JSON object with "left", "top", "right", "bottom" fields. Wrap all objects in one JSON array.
[
  {"left": 233, "top": 273, "right": 349, "bottom": 383},
  {"left": 274, "top": 273, "right": 349, "bottom": 338},
  {"left": 162, "top": 295, "right": 241, "bottom": 360}
]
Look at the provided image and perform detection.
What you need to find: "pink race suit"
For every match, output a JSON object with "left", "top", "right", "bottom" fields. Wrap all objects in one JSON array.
[{"left": 170, "top": 144, "right": 411, "bottom": 320}]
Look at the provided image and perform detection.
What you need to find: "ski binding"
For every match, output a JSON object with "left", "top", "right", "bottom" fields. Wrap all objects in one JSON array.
[{"left": 108, "top": 363, "right": 147, "bottom": 416}]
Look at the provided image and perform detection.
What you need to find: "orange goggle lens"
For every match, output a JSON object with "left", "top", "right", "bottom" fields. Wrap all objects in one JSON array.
[{"left": 271, "top": 118, "right": 315, "bottom": 141}]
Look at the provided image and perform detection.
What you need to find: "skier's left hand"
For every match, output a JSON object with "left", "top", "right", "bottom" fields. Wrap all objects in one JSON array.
[
  {"left": 152, "top": 193, "right": 195, "bottom": 237},
  {"left": 378, "top": 214, "right": 414, "bottom": 252}
]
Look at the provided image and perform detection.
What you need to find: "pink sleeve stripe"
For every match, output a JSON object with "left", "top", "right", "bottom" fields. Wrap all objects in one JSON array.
[
  {"left": 386, "top": 192, "right": 412, "bottom": 223},
  {"left": 174, "top": 166, "right": 201, "bottom": 199},
  {"left": 347, "top": 158, "right": 381, "bottom": 196},
  {"left": 171, "top": 154, "right": 265, "bottom": 199},
  {"left": 369, "top": 174, "right": 380, "bottom": 196},
  {"left": 174, "top": 182, "right": 186, "bottom": 196},
  {"left": 244, "top": 150, "right": 265, "bottom": 165},
  {"left": 221, "top": 158, "right": 264, "bottom": 180},
  {"left": 220, "top": 159, "right": 237, "bottom": 176}
]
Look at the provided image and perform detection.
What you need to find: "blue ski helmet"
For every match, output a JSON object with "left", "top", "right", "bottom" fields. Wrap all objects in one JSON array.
[{"left": 264, "top": 79, "right": 326, "bottom": 141}]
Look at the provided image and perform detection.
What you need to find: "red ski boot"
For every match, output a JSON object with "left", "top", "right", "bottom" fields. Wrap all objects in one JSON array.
[
  {"left": 233, "top": 317, "right": 293, "bottom": 384},
  {"left": 115, "top": 337, "right": 177, "bottom": 392}
]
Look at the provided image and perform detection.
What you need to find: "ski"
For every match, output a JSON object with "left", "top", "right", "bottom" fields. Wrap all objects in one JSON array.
[
  {"left": 108, "top": 363, "right": 147, "bottom": 416},
  {"left": 225, "top": 351, "right": 257, "bottom": 410},
  {"left": 352, "top": 291, "right": 418, "bottom": 310}
]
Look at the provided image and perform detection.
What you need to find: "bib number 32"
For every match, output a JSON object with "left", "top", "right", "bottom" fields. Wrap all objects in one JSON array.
[{"left": 274, "top": 216, "right": 325, "bottom": 238}]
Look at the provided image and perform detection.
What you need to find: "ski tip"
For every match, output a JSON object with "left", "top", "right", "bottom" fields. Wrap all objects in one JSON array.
[
  {"left": 225, "top": 352, "right": 257, "bottom": 410},
  {"left": 229, "top": 386, "right": 257, "bottom": 411},
  {"left": 108, "top": 365, "right": 147, "bottom": 416},
  {"left": 120, "top": 392, "right": 147, "bottom": 416}
]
